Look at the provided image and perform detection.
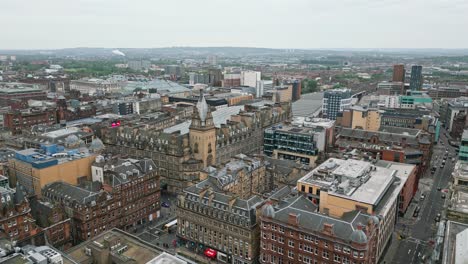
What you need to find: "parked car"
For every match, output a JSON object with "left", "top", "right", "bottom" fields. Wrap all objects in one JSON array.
[
  {"left": 162, "top": 202, "right": 170, "bottom": 208},
  {"left": 420, "top": 193, "right": 426, "bottom": 200},
  {"left": 435, "top": 213, "right": 441, "bottom": 222},
  {"left": 413, "top": 211, "right": 419, "bottom": 218},
  {"left": 441, "top": 194, "right": 446, "bottom": 199}
]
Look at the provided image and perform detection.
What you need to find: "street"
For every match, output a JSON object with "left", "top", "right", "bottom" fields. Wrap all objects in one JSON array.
[
  {"left": 134, "top": 192, "right": 179, "bottom": 253},
  {"left": 381, "top": 128, "right": 457, "bottom": 264}
]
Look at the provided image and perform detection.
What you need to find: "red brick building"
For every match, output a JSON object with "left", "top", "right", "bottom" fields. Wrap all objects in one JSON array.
[
  {"left": 30, "top": 198, "right": 73, "bottom": 250},
  {"left": 42, "top": 158, "right": 161, "bottom": 243},
  {"left": 392, "top": 64, "right": 405, "bottom": 83},
  {"left": 4, "top": 108, "right": 57, "bottom": 135},
  {"left": 260, "top": 197, "right": 379, "bottom": 264},
  {"left": 57, "top": 105, "right": 97, "bottom": 123},
  {"left": 0, "top": 185, "right": 39, "bottom": 242}
]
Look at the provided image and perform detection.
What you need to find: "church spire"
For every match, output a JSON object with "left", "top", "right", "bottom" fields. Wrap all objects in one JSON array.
[
  {"left": 191, "top": 90, "right": 214, "bottom": 129},
  {"left": 196, "top": 91, "right": 209, "bottom": 122}
]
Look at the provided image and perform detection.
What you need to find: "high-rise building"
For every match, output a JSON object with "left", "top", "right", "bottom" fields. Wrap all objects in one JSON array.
[
  {"left": 392, "top": 64, "right": 405, "bottom": 83},
  {"left": 256, "top": 80, "right": 266, "bottom": 98},
  {"left": 322, "top": 88, "right": 352, "bottom": 120},
  {"left": 206, "top": 55, "right": 218, "bottom": 66},
  {"left": 410, "top": 65, "right": 423, "bottom": 91},
  {"left": 241, "top": 71, "right": 261, "bottom": 88},
  {"left": 291, "top": 79, "right": 302, "bottom": 101}
]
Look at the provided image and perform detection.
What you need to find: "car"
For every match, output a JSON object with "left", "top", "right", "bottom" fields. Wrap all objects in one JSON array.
[
  {"left": 437, "top": 187, "right": 442, "bottom": 191},
  {"left": 413, "top": 211, "right": 419, "bottom": 218},
  {"left": 162, "top": 202, "right": 170, "bottom": 208},
  {"left": 441, "top": 194, "right": 446, "bottom": 199},
  {"left": 452, "top": 158, "right": 456, "bottom": 162},
  {"left": 440, "top": 164, "right": 444, "bottom": 168},
  {"left": 420, "top": 194, "right": 426, "bottom": 200},
  {"left": 435, "top": 213, "right": 441, "bottom": 222}
]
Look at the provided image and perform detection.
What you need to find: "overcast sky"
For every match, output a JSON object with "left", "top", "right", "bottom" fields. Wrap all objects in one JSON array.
[{"left": 1, "top": 0, "right": 467, "bottom": 49}]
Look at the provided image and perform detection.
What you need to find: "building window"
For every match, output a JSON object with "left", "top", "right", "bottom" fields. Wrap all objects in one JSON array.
[
  {"left": 288, "top": 240, "right": 294, "bottom": 247},
  {"left": 278, "top": 236, "right": 284, "bottom": 244},
  {"left": 323, "top": 251, "right": 329, "bottom": 259},
  {"left": 334, "top": 254, "right": 341, "bottom": 262},
  {"left": 288, "top": 251, "right": 294, "bottom": 259}
]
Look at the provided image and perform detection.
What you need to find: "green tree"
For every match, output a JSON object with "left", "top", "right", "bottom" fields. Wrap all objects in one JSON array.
[{"left": 301, "top": 79, "right": 318, "bottom": 94}]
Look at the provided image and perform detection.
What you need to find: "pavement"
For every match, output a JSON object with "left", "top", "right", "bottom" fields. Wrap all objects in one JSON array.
[{"left": 380, "top": 129, "right": 457, "bottom": 264}]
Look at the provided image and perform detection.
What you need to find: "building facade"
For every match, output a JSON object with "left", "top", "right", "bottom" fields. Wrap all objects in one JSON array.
[
  {"left": 4, "top": 108, "right": 57, "bottom": 135},
  {"left": 99, "top": 98, "right": 291, "bottom": 193},
  {"left": 260, "top": 196, "right": 379, "bottom": 264},
  {"left": 264, "top": 126, "right": 320, "bottom": 166},
  {"left": 392, "top": 64, "right": 405, "bottom": 83},
  {"left": 322, "top": 89, "right": 352, "bottom": 120},
  {"left": 42, "top": 158, "right": 160, "bottom": 242},
  {"left": 241, "top": 71, "right": 261, "bottom": 88},
  {"left": 8, "top": 146, "right": 97, "bottom": 196},
  {"left": 409, "top": 65, "right": 423, "bottom": 91},
  {"left": 176, "top": 178, "right": 264, "bottom": 264},
  {"left": 0, "top": 185, "right": 38, "bottom": 243},
  {"left": 296, "top": 158, "right": 412, "bottom": 260}
]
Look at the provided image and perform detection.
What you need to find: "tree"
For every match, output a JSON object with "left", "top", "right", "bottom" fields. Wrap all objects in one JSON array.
[{"left": 301, "top": 79, "right": 318, "bottom": 94}]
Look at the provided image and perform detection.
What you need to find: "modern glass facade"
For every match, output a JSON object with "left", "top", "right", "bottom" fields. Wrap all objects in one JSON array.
[
  {"left": 264, "top": 128, "right": 319, "bottom": 164},
  {"left": 459, "top": 130, "right": 468, "bottom": 161}
]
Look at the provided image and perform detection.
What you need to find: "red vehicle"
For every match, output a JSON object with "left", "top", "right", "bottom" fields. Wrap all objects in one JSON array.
[{"left": 204, "top": 248, "right": 217, "bottom": 259}]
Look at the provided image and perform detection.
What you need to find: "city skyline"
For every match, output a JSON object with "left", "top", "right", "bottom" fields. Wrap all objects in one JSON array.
[{"left": 2, "top": 0, "right": 468, "bottom": 49}]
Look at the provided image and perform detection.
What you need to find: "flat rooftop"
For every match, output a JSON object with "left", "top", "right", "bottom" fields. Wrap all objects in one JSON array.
[
  {"left": 452, "top": 190, "right": 468, "bottom": 214},
  {"left": 67, "top": 229, "right": 165, "bottom": 263},
  {"left": 291, "top": 116, "right": 335, "bottom": 128},
  {"left": 298, "top": 158, "right": 396, "bottom": 206},
  {"left": 266, "top": 124, "right": 323, "bottom": 135},
  {"left": 443, "top": 221, "right": 468, "bottom": 264},
  {"left": 41, "top": 127, "right": 81, "bottom": 139}
]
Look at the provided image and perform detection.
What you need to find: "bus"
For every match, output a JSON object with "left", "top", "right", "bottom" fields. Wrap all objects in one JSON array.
[{"left": 164, "top": 219, "right": 177, "bottom": 231}]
